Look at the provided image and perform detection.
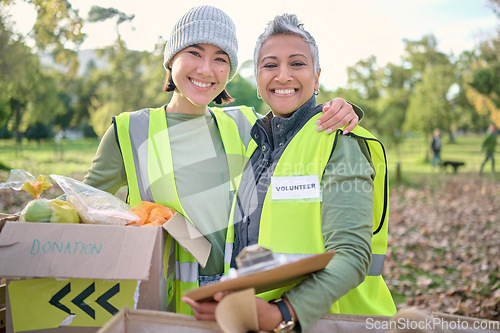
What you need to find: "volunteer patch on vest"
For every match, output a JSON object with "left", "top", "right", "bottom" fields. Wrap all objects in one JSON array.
[{"left": 271, "top": 175, "right": 320, "bottom": 200}]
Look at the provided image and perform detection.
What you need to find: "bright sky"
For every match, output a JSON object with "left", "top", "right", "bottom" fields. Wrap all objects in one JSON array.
[{"left": 5, "top": 0, "right": 499, "bottom": 90}]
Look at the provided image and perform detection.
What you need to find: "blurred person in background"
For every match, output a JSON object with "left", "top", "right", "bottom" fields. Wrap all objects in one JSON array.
[{"left": 480, "top": 123, "right": 497, "bottom": 175}]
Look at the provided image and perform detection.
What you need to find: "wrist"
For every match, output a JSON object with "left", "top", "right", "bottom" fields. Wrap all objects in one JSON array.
[{"left": 270, "top": 298, "right": 296, "bottom": 333}]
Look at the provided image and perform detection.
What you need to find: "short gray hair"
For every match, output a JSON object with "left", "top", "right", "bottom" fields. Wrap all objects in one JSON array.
[{"left": 253, "top": 13, "right": 320, "bottom": 78}]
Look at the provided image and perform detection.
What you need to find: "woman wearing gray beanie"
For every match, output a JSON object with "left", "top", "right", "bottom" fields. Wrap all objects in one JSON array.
[{"left": 80, "top": 5, "right": 362, "bottom": 316}]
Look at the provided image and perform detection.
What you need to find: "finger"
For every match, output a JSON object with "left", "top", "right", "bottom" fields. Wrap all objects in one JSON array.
[
  {"left": 316, "top": 102, "right": 352, "bottom": 131},
  {"left": 324, "top": 98, "right": 345, "bottom": 111},
  {"left": 321, "top": 99, "right": 333, "bottom": 110},
  {"left": 213, "top": 290, "right": 233, "bottom": 302},
  {"left": 324, "top": 100, "right": 359, "bottom": 130},
  {"left": 183, "top": 297, "right": 219, "bottom": 320},
  {"left": 182, "top": 297, "right": 202, "bottom": 314},
  {"left": 192, "top": 310, "right": 217, "bottom": 322},
  {"left": 321, "top": 112, "right": 350, "bottom": 133},
  {"left": 182, "top": 297, "right": 213, "bottom": 313},
  {"left": 316, "top": 101, "right": 341, "bottom": 125},
  {"left": 341, "top": 116, "right": 359, "bottom": 134},
  {"left": 324, "top": 98, "right": 345, "bottom": 113},
  {"left": 324, "top": 114, "right": 358, "bottom": 135},
  {"left": 182, "top": 296, "right": 196, "bottom": 307}
]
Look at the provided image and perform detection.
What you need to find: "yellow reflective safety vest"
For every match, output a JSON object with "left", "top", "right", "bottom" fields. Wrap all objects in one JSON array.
[
  {"left": 226, "top": 112, "right": 396, "bottom": 316},
  {"left": 114, "top": 105, "right": 258, "bottom": 315}
]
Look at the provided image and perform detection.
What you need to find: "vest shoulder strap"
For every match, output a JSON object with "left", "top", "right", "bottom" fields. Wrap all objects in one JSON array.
[{"left": 211, "top": 105, "right": 259, "bottom": 147}]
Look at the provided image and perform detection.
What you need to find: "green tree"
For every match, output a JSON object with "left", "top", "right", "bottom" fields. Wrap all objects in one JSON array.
[
  {"left": 347, "top": 55, "right": 382, "bottom": 101},
  {"left": 488, "top": 0, "right": 500, "bottom": 15},
  {"left": 374, "top": 62, "right": 412, "bottom": 145},
  {"left": 405, "top": 63, "right": 456, "bottom": 143},
  {"left": 345, "top": 56, "right": 384, "bottom": 132},
  {"left": 82, "top": 6, "right": 151, "bottom": 137},
  {"left": 1, "top": 1, "right": 84, "bottom": 143},
  {"left": 466, "top": 35, "right": 500, "bottom": 127},
  {"left": 0, "top": 10, "right": 42, "bottom": 141},
  {"left": 89, "top": 39, "right": 148, "bottom": 137},
  {"left": 224, "top": 59, "right": 265, "bottom": 113},
  {"left": 23, "top": 69, "right": 66, "bottom": 127},
  {"left": 1, "top": 0, "right": 85, "bottom": 75},
  {"left": 344, "top": 56, "right": 412, "bottom": 147},
  {"left": 401, "top": 34, "right": 450, "bottom": 84},
  {"left": 399, "top": 34, "right": 477, "bottom": 145},
  {"left": 453, "top": 50, "right": 490, "bottom": 132},
  {"left": 87, "top": 5, "right": 134, "bottom": 34},
  {"left": 139, "top": 38, "right": 171, "bottom": 109},
  {"left": 225, "top": 74, "right": 263, "bottom": 111}
]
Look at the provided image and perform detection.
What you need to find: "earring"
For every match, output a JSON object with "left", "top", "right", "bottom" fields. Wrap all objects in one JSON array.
[
  {"left": 257, "top": 90, "right": 262, "bottom": 99},
  {"left": 314, "top": 90, "right": 319, "bottom": 96}
]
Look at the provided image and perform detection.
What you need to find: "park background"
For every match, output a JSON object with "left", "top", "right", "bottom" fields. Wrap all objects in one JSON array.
[{"left": 0, "top": 0, "right": 499, "bottom": 322}]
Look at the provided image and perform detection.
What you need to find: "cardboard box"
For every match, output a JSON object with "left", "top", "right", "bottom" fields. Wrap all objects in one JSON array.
[
  {"left": 1, "top": 279, "right": 6, "bottom": 331},
  {"left": 97, "top": 307, "right": 222, "bottom": 333},
  {"left": 0, "top": 217, "right": 166, "bottom": 333},
  {"left": 99, "top": 306, "right": 500, "bottom": 333},
  {"left": 98, "top": 307, "right": 394, "bottom": 333}
]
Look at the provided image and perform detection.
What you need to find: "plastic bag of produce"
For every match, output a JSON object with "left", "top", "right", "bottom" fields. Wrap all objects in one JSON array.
[
  {"left": 0, "top": 169, "right": 52, "bottom": 199},
  {"left": 19, "top": 198, "right": 80, "bottom": 223},
  {"left": 0, "top": 169, "right": 79, "bottom": 223},
  {"left": 50, "top": 174, "right": 139, "bottom": 226}
]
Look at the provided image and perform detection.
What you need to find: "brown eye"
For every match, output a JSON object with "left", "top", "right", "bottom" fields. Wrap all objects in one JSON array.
[
  {"left": 291, "top": 61, "right": 306, "bottom": 67},
  {"left": 215, "top": 57, "right": 228, "bottom": 63}
]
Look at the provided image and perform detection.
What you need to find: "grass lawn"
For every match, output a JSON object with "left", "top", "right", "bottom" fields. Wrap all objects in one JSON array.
[
  {"left": 386, "top": 134, "right": 498, "bottom": 184},
  {"left": 0, "top": 138, "right": 100, "bottom": 180}
]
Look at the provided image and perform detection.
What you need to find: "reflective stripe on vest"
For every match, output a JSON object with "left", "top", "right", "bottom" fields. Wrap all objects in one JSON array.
[
  {"left": 226, "top": 113, "right": 396, "bottom": 316},
  {"left": 175, "top": 261, "right": 199, "bottom": 283},
  {"left": 212, "top": 106, "right": 258, "bottom": 148},
  {"left": 114, "top": 105, "right": 258, "bottom": 314},
  {"left": 224, "top": 242, "right": 233, "bottom": 267},
  {"left": 368, "top": 253, "right": 386, "bottom": 276}
]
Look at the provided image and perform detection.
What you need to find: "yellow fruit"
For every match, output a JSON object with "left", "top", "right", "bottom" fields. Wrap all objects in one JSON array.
[{"left": 49, "top": 199, "right": 80, "bottom": 223}]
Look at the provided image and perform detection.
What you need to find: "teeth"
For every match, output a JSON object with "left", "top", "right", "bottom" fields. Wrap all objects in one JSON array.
[
  {"left": 191, "top": 80, "right": 211, "bottom": 88},
  {"left": 274, "top": 89, "right": 295, "bottom": 95}
]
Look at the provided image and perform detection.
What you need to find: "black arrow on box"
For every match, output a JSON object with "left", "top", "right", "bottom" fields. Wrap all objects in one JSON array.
[
  {"left": 96, "top": 283, "right": 120, "bottom": 315},
  {"left": 49, "top": 282, "right": 72, "bottom": 315},
  {"left": 72, "top": 282, "right": 96, "bottom": 319},
  {"left": 49, "top": 282, "right": 121, "bottom": 319}
]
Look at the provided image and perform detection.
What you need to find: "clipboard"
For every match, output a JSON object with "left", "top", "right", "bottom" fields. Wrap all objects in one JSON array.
[{"left": 184, "top": 251, "right": 335, "bottom": 302}]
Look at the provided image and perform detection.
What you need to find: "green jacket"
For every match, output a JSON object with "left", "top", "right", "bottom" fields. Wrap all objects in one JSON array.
[{"left": 482, "top": 132, "right": 497, "bottom": 154}]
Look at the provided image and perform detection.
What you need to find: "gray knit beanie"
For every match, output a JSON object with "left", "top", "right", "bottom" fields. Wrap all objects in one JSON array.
[{"left": 163, "top": 6, "right": 238, "bottom": 80}]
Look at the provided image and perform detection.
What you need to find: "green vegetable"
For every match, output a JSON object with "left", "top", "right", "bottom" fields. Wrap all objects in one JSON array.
[{"left": 22, "top": 199, "right": 53, "bottom": 222}]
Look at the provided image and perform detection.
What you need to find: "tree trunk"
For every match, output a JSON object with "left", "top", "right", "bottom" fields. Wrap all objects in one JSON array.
[
  {"left": 13, "top": 100, "right": 22, "bottom": 143},
  {"left": 396, "top": 163, "right": 402, "bottom": 183},
  {"left": 448, "top": 126, "right": 455, "bottom": 144}
]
